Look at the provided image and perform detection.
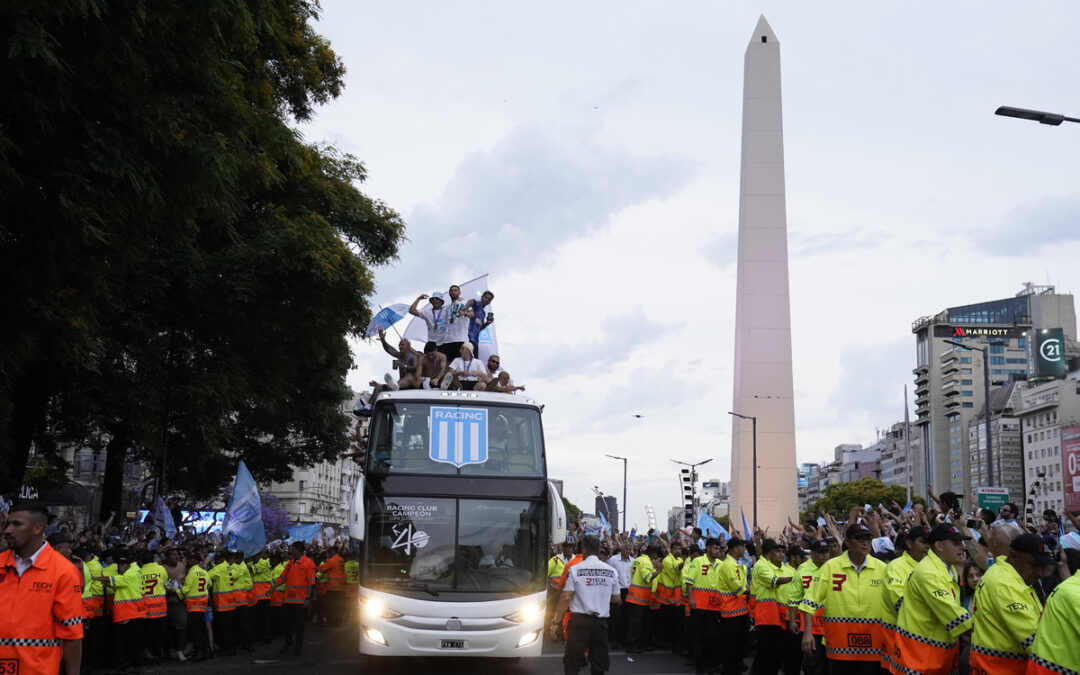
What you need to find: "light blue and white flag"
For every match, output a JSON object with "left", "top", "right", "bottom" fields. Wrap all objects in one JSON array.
[
  {"left": 741, "top": 507, "right": 752, "bottom": 539},
  {"left": 222, "top": 461, "right": 266, "bottom": 557},
  {"left": 366, "top": 303, "right": 410, "bottom": 338},
  {"left": 902, "top": 500, "right": 913, "bottom": 513},
  {"left": 599, "top": 511, "right": 612, "bottom": 537},
  {"left": 287, "top": 522, "right": 322, "bottom": 543},
  {"left": 155, "top": 496, "right": 177, "bottom": 538},
  {"left": 697, "top": 511, "right": 729, "bottom": 541}
]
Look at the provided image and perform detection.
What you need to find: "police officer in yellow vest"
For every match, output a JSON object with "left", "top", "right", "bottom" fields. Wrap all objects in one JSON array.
[
  {"left": 717, "top": 537, "right": 750, "bottom": 675},
  {"left": 546, "top": 541, "right": 572, "bottom": 636},
  {"left": 1027, "top": 548, "right": 1080, "bottom": 675},
  {"left": 751, "top": 539, "right": 795, "bottom": 675},
  {"left": 799, "top": 523, "right": 886, "bottom": 675},
  {"left": 624, "top": 544, "right": 661, "bottom": 653},
  {"left": 789, "top": 540, "right": 829, "bottom": 675},
  {"left": 894, "top": 524, "right": 973, "bottom": 675},
  {"left": 655, "top": 540, "right": 685, "bottom": 651},
  {"left": 879, "top": 526, "right": 929, "bottom": 675},
  {"left": 684, "top": 537, "right": 726, "bottom": 675},
  {"left": 969, "top": 533, "right": 1051, "bottom": 675}
]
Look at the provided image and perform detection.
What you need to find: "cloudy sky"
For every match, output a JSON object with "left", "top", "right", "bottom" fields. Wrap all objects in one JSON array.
[{"left": 300, "top": 2, "right": 1080, "bottom": 529}]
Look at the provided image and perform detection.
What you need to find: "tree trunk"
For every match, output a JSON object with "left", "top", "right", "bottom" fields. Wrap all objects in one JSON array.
[
  {"left": 99, "top": 433, "right": 128, "bottom": 522},
  {"left": 0, "top": 372, "right": 50, "bottom": 494}
]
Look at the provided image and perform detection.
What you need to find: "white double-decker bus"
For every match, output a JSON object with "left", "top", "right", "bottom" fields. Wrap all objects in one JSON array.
[{"left": 349, "top": 389, "right": 566, "bottom": 660}]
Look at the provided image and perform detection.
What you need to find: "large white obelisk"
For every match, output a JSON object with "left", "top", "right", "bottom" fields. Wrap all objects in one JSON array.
[{"left": 729, "top": 16, "right": 798, "bottom": 534}]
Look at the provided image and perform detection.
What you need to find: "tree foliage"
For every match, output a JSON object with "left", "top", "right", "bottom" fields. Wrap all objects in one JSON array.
[
  {"left": 0, "top": 1, "right": 405, "bottom": 506},
  {"left": 562, "top": 496, "right": 583, "bottom": 523},
  {"left": 802, "top": 477, "right": 926, "bottom": 521}
]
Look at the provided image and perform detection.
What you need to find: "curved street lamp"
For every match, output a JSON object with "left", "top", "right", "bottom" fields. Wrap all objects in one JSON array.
[{"left": 995, "top": 106, "right": 1080, "bottom": 126}]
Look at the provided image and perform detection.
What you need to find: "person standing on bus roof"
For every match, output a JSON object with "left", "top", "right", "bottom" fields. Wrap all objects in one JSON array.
[
  {"left": 440, "top": 284, "right": 473, "bottom": 362},
  {"left": 551, "top": 535, "right": 621, "bottom": 675}
]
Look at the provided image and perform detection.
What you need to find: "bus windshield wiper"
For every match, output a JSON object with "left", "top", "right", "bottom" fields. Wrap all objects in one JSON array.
[{"left": 380, "top": 578, "right": 439, "bottom": 597}]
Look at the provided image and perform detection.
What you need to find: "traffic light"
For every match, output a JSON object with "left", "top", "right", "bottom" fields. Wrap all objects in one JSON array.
[{"left": 679, "top": 469, "right": 694, "bottom": 527}]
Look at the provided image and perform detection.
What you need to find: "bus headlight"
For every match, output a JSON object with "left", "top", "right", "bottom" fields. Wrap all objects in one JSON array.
[
  {"left": 364, "top": 627, "right": 388, "bottom": 646},
  {"left": 517, "top": 630, "right": 540, "bottom": 647},
  {"left": 362, "top": 597, "right": 403, "bottom": 620},
  {"left": 504, "top": 601, "right": 543, "bottom": 623}
]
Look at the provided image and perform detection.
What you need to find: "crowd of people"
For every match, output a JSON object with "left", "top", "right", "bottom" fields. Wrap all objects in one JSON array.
[
  {"left": 547, "top": 494, "right": 1080, "bottom": 675},
  {"left": 1, "top": 502, "right": 361, "bottom": 674},
  {"left": 6, "top": 487, "right": 1080, "bottom": 675},
  {"left": 365, "top": 284, "right": 525, "bottom": 400}
]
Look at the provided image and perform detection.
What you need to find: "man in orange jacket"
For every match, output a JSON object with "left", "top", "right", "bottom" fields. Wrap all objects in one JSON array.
[
  {"left": 276, "top": 541, "right": 317, "bottom": 658},
  {"left": 319, "top": 545, "right": 346, "bottom": 627},
  {"left": 0, "top": 504, "right": 85, "bottom": 675}
]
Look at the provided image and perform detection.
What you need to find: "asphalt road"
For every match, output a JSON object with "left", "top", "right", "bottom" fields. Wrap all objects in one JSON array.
[{"left": 138, "top": 622, "right": 711, "bottom": 674}]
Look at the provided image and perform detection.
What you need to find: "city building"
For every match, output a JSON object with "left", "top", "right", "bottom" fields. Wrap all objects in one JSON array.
[
  {"left": 263, "top": 397, "right": 365, "bottom": 527},
  {"left": 912, "top": 284, "right": 1076, "bottom": 498},
  {"left": 876, "top": 421, "right": 918, "bottom": 492},
  {"left": 798, "top": 463, "right": 821, "bottom": 513},
  {"left": 967, "top": 383, "right": 1024, "bottom": 501},
  {"left": 700, "top": 479, "right": 730, "bottom": 517},
  {"left": 1017, "top": 375, "right": 1080, "bottom": 515},
  {"left": 594, "top": 495, "right": 618, "bottom": 531}
]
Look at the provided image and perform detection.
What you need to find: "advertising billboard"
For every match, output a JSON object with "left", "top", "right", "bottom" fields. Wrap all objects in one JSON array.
[
  {"left": 1062, "top": 425, "right": 1080, "bottom": 513},
  {"left": 137, "top": 510, "right": 226, "bottom": 533},
  {"left": 1028, "top": 328, "right": 1067, "bottom": 383}
]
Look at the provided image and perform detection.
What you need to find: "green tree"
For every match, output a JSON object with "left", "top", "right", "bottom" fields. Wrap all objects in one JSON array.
[
  {"left": 0, "top": 1, "right": 404, "bottom": 508},
  {"left": 802, "top": 477, "right": 926, "bottom": 521},
  {"left": 562, "top": 497, "right": 583, "bottom": 523}
]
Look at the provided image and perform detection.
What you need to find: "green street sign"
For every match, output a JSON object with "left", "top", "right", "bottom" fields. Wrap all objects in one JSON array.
[{"left": 976, "top": 487, "right": 1009, "bottom": 511}]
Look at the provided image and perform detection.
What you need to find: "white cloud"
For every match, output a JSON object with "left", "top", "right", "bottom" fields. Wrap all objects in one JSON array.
[{"left": 319, "top": 1, "right": 1080, "bottom": 524}]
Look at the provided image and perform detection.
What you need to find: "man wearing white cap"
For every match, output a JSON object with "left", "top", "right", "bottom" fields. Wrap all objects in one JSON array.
[
  {"left": 441, "top": 342, "right": 491, "bottom": 391},
  {"left": 408, "top": 292, "right": 448, "bottom": 345}
]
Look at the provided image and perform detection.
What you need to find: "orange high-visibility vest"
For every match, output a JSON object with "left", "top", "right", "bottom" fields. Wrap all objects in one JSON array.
[
  {"left": 182, "top": 566, "right": 210, "bottom": 613},
  {"left": 0, "top": 543, "right": 85, "bottom": 675},
  {"left": 716, "top": 556, "right": 749, "bottom": 617},
  {"left": 140, "top": 562, "right": 168, "bottom": 619},
  {"left": 276, "top": 556, "right": 317, "bottom": 605},
  {"left": 626, "top": 554, "right": 655, "bottom": 606},
  {"left": 321, "top": 555, "right": 346, "bottom": 593},
  {"left": 800, "top": 551, "right": 886, "bottom": 663}
]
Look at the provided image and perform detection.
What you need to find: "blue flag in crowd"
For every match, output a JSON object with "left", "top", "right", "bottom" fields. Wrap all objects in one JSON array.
[
  {"left": 599, "top": 511, "right": 612, "bottom": 536},
  {"left": 365, "top": 303, "right": 410, "bottom": 338},
  {"left": 222, "top": 461, "right": 266, "bottom": 557},
  {"left": 697, "top": 511, "right": 729, "bottom": 541},
  {"left": 741, "top": 507, "right": 752, "bottom": 539},
  {"left": 902, "top": 500, "right": 913, "bottom": 513},
  {"left": 155, "top": 496, "right": 177, "bottom": 538},
  {"left": 287, "top": 522, "right": 322, "bottom": 543}
]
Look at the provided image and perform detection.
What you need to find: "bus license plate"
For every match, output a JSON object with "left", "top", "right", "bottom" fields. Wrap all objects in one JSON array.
[{"left": 441, "top": 639, "right": 466, "bottom": 649}]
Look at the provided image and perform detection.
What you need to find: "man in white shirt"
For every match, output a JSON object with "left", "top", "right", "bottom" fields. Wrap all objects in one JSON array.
[
  {"left": 608, "top": 543, "right": 634, "bottom": 649},
  {"left": 439, "top": 284, "right": 473, "bottom": 361},
  {"left": 551, "top": 536, "right": 620, "bottom": 675},
  {"left": 440, "top": 342, "right": 491, "bottom": 391},
  {"left": 408, "top": 292, "right": 448, "bottom": 346}
]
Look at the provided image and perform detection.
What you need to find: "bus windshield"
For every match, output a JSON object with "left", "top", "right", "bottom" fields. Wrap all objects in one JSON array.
[
  {"left": 364, "top": 497, "right": 546, "bottom": 594},
  {"left": 366, "top": 401, "right": 544, "bottom": 477}
]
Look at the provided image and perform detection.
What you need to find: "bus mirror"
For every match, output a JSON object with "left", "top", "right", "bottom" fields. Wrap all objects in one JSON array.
[
  {"left": 547, "top": 481, "right": 566, "bottom": 544},
  {"left": 349, "top": 477, "right": 365, "bottom": 541}
]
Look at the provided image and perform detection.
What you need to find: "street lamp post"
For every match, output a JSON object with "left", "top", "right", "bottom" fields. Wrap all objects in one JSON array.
[
  {"left": 670, "top": 458, "right": 713, "bottom": 526},
  {"left": 945, "top": 340, "right": 994, "bottom": 487},
  {"left": 995, "top": 106, "right": 1080, "bottom": 126},
  {"left": 606, "top": 454, "right": 627, "bottom": 532},
  {"left": 728, "top": 412, "right": 758, "bottom": 528}
]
